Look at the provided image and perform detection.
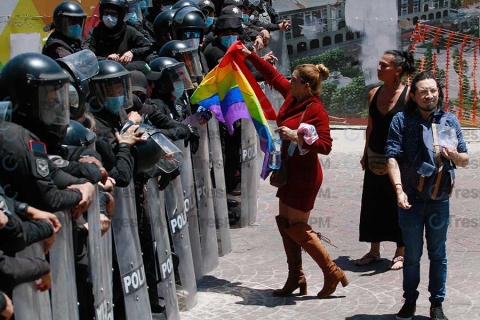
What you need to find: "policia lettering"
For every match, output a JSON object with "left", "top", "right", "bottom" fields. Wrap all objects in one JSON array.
[{"left": 122, "top": 264, "right": 147, "bottom": 295}]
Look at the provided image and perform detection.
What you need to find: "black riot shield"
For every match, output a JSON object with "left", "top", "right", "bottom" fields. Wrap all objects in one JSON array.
[
  {"left": 145, "top": 178, "right": 180, "bottom": 320},
  {"left": 88, "top": 186, "right": 114, "bottom": 320},
  {"left": 49, "top": 210, "right": 79, "bottom": 320},
  {"left": 12, "top": 242, "right": 53, "bottom": 320},
  {"left": 240, "top": 119, "right": 258, "bottom": 227},
  {"left": 185, "top": 114, "right": 219, "bottom": 274},
  {"left": 207, "top": 115, "right": 232, "bottom": 256},
  {"left": 112, "top": 182, "right": 152, "bottom": 319},
  {"left": 173, "top": 140, "right": 204, "bottom": 282},
  {"left": 164, "top": 177, "right": 198, "bottom": 310}
]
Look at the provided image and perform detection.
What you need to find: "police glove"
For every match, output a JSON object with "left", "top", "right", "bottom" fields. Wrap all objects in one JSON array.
[
  {"left": 158, "top": 169, "right": 181, "bottom": 191},
  {"left": 185, "top": 124, "right": 200, "bottom": 155}
]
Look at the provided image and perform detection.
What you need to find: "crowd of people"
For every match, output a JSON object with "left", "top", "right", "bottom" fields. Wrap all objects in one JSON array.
[{"left": 0, "top": 0, "right": 469, "bottom": 320}]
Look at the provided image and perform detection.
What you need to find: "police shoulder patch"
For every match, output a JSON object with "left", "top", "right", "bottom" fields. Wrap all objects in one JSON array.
[{"left": 36, "top": 158, "right": 49, "bottom": 177}]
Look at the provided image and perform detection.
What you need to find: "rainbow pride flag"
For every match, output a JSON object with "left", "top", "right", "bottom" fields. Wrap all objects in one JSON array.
[{"left": 190, "top": 41, "right": 277, "bottom": 179}]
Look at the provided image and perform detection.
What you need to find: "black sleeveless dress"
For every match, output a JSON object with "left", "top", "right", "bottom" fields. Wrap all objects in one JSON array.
[{"left": 358, "top": 85, "right": 407, "bottom": 245}]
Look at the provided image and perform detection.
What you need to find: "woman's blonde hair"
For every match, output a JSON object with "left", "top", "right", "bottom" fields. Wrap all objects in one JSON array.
[{"left": 294, "top": 63, "right": 330, "bottom": 97}]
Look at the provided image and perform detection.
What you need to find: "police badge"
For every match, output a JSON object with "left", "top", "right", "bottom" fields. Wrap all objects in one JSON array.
[{"left": 36, "top": 158, "right": 50, "bottom": 177}]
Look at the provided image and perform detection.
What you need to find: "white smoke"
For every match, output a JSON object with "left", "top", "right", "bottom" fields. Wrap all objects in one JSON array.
[{"left": 345, "top": 0, "right": 399, "bottom": 85}]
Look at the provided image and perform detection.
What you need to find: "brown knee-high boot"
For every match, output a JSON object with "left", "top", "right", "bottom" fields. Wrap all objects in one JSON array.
[
  {"left": 285, "top": 223, "right": 349, "bottom": 298},
  {"left": 272, "top": 216, "right": 307, "bottom": 297}
]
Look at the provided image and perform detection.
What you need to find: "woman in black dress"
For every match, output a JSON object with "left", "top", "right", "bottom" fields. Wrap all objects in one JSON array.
[{"left": 355, "top": 50, "right": 415, "bottom": 270}]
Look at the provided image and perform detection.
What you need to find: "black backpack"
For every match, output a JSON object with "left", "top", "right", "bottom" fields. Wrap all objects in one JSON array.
[{"left": 411, "top": 112, "right": 455, "bottom": 200}]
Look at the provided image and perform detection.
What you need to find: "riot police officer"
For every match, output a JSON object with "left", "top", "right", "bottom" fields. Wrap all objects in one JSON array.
[
  {"left": 152, "top": 9, "right": 177, "bottom": 54},
  {"left": 42, "top": 1, "right": 87, "bottom": 59},
  {"left": 83, "top": 0, "right": 152, "bottom": 64},
  {"left": 0, "top": 52, "right": 95, "bottom": 215}
]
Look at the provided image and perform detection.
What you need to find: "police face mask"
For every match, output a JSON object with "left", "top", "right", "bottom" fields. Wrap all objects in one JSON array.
[
  {"left": 221, "top": 35, "right": 237, "bottom": 49},
  {"left": 68, "top": 24, "right": 83, "bottom": 39},
  {"left": 205, "top": 16, "right": 214, "bottom": 28},
  {"left": 242, "top": 14, "right": 249, "bottom": 23},
  {"left": 103, "top": 15, "right": 118, "bottom": 28},
  {"left": 127, "top": 12, "right": 138, "bottom": 24},
  {"left": 172, "top": 81, "right": 185, "bottom": 99},
  {"left": 104, "top": 96, "right": 125, "bottom": 114}
]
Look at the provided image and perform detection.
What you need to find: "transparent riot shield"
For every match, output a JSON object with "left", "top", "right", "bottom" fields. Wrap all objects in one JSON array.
[
  {"left": 0, "top": 101, "right": 12, "bottom": 121},
  {"left": 185, "top": 114, "right": 219, "bottom": 274},
  {"left": 240, "top": 119, "right": 258, "bottom": 227},
  {"left": 88, "top": 186, "right": 114, "bottom": 320},
  {"left": 12, "top": 242, "right": 53, "bottom": 320},
  {"left": 112, "top": 182, "right": 152, "bottom": 320},
  {"left": 49, "top": 210, "right": 79, "bottom": 320},
  {"left": 174, "top": 140, "right": 204, "bottom": 282},
  {"left": 259, "top": 31, "right": 291, "bottom": 76},
  {"left": 207, "top": 115, "right": 232, "bottom": 256},
  {"left": 164, "top": 177, "right": 198, "bottom": 310},
  {"left": 146, "top": 179, "right": 180, "bottom": 320},
  {"left": 102, "top": 228, "right": 114, "bottom": 318}
]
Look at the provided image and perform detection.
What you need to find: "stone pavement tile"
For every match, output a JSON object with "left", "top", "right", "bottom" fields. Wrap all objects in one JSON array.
[{"left": 170, "top": 146, "right": 480, "bottom": 319}]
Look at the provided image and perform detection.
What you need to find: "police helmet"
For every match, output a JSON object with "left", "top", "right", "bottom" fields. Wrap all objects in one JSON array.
[
  {"left": 222, "top": 0, "right": 248, "bottom": 9},
  {"left": 199, "top": 0, "right": 215, "bottom": 15},
  {"left": 149, "top": 57, "right": 194, "bottom": 96},
  {"left": 220, "top": 5, "right": 242, "bottom": 19},
  {"left": 171, "top": 7, "right": 205, "bottom": 44},
  {"left": 0, "top": 53, "right": 70, "bottom": 129},
  {"left": 171, "top": 0, "right": 200, "bottom": 10},
  {"left": 153, "top": 9, "right": 176, "bottom": 42},
  {"left": 56, "top": 49, "right": 99, "bottom": 120},
  {"left": 48, "top": 1, "right": 87, "bottom": 39},
  {"left": 159, "top": 40, "right": 203, "bottom": 78},
  {"left": 89, "top": 60, "right": 133, "bottom": 114},
  {"left": 100, "top": 0, "right": 129, "bottom": 22},
  {"left": 62, "top": 119, "right": 96, "bottom": 148}
]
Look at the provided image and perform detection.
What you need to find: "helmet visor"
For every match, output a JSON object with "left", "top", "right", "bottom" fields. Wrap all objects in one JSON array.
[
  {"left": 90, "top": 76, "right": 133, "bottom": 111},
  {"left": 127, "top": 0, "right": 143, "bottom": 22},
  {"left": 151, "top": 133, "right": 183, "bottom": 173},
  {"left": 164, "top": 63, "right": 195, "bottom": 90},
  {"left": 61, "top": 16, "right": 86, "bottom": 39},
  {"left": 57, "top": 49, "right": 99, "bottom": 82},
  {"left": 38, "top": 82, "right": 70, "bottom": 125},
  {"left": 69, "top": 84, "right": 80, "bottom": 110},
  {"left": 180, "top": 48, "right": 202, "bottom": 78}
]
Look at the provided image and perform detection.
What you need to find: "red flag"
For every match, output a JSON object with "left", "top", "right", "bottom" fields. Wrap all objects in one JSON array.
[{"left": 83, "top": 2, "right": 101, "bottom": 38}]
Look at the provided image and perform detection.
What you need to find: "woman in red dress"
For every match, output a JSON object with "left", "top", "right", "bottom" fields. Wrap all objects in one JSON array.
[{"left": 240, "top": 45, "right": 349, "bottom": 298}]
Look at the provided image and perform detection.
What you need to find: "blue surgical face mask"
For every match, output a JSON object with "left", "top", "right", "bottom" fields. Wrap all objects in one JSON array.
[
  {"left": 221, "top": 35, "right": 237, "bottom": 49},
  {"left": 103, "top": 15, "right": 118, "bottom": 29},
  {"left": 242, "top": 14, "right": 249, "bottom": 23},
  {"left": 127, "top": 12, "right": 138, "bottom": 24},
  {"left": 172, "top": 81, "right": 185, "bottom": 99},
  {"left": 205, "top": 16, "right": 214, "bottom": 28},
  {"left": 67, "top": 24, "right": 82, "bottom": 39},
  {"left": 104, "top": 96, "right": 125, "bottom": 114},
  {"left": 139, "top": 0, "right": 147, "bottom": 9}
]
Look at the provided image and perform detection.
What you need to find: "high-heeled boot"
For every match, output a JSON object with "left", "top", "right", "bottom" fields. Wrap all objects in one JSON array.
[
  {"left": 285, "top": 223, "right": 349, "bottom": 298},
  {"left": 272, "top": 216, "right": 307, "bottom": 297}
]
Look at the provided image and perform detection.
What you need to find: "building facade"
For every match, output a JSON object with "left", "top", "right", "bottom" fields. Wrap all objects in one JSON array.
[{"left": 398, "top": 0, "right": 451, "bottom": 25}]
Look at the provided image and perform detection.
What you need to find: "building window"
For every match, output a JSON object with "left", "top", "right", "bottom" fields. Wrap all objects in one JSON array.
[
  {"left": 336, "top": 9, "right": 342, "bottom": 19},
  {"left": 414, "top": 4, "right": 419, "bottom": 13},
  {"left": 292, "top": 14, "right": 303, "bottom": 38},
  {"left": 436, "top": 11, "right": 441, "bottom": 18},
  {"left": 413, "top": 0, "right": 419, "bottom": 3},
  {"left": 346, "top": 31, "right": 354, "bottom": 40},
  {"left": 424, "top": 4, "right": 429, "bottom": 12},
  {"left": 323, "top": 36, "right": 331, "bottom": 46},
  {"left": 297, "top": 42, "right": 307, "bottom": 53},
  {"left": 421, "top": 15, "right": 426, "bottom": 20},
  {"left": 444, "top": 0, "right": 448, "bottom": 7},
  {"left": 310, "top": 39, "right": 320, "bottom": 49},
  {"left": 287, "top": 45, "right": 293, "bottom": 55},
  {"left": 338, "top": 20, "right": 346, "bottom": 29},
  {"left": 428, "top": 13, "right": 434, "bottom": 19},
  {"left": 401, "top": 0, "right": 407, "bottom": 5},
  {"left": 304, "top": 12, "right": 313, "bottom": 25},
  {"left": 335, "top": 34, "right": 343, "bottom": 43},
  {"left": 321, "top": 8, "right": 327, "bottom": 19},
  {"left": 401, "top": 7, "right": 407, "bottom": 16},
  {"left": 443, "top": 10, "right": 448, "bottom": 17},
  {"left": 434, "top": 0, "right": 439, "bottom": 8},
  {"left": 286, "top": 32, "right": 292, "bottom": 40}
]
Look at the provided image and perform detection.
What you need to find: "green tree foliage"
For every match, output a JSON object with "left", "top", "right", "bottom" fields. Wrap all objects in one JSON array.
[
  {"left": 453, "top": 48, "right": 468, "bottom": 75},
  {"left": 327, "top": 76, "right": 368, "bottom": 117},
  {"left": 291, "top": 48, "right": 353, "bottom": 72}
]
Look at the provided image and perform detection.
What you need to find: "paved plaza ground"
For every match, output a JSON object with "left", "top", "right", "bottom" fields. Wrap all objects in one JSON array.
[{"left": 157, "top": 127, "right": 480, "bottom": 320}]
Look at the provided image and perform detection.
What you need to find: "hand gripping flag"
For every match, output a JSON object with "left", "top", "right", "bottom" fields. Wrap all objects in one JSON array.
[{"left": 190, "top": 41, "right": 277, "bottom": 179}]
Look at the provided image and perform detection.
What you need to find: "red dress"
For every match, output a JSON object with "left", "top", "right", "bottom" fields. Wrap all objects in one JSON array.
[{"left": 247, "top": 54, "right": 333, "bottom": 212}]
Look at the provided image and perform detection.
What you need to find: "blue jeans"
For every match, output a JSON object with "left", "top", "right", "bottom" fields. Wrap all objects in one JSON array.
[{"left": 398, "top": 198, "right": 449, "bottom": 303}]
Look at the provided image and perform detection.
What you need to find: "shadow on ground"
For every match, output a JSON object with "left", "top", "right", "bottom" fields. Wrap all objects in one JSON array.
[
  {"left": 197, "top": 275, "right": 347, "bottom": 307},
  {"left": 345, "top": 315, "right": 429, "bottom": 320},
  {"left": 334, "top": 256, "right": 391, "bottom": 276}
]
